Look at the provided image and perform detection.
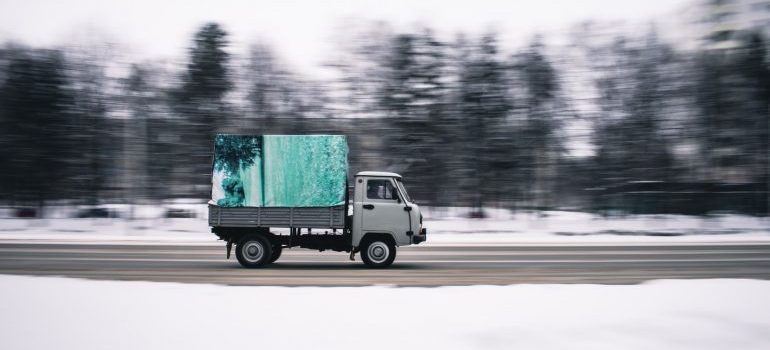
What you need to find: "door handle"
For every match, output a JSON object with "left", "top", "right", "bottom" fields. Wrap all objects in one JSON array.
[{"left": 363, "top": 204, "right": 374, "bottom": 210}]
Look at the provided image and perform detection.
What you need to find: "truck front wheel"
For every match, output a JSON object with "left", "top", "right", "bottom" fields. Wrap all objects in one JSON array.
[
  {"left": 361, "top": 238, "right": 396, "bottom": 268},
  {"left": 235, "top": 235, "right": 273, "bottom": 268}
]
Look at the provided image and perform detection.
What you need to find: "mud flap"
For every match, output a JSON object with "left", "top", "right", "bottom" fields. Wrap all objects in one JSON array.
[{"left": 226, "top": 240, "right": 233, "bottom": 259}]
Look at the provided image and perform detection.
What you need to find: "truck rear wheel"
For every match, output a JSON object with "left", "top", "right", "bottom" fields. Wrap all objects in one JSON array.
[
  {"left": 268, "top": 244, "right": 283, "bottom": 264},
  {"left": 361, "top": 238, "right": 396, "bottom": 268},
  {"left": 235, "top": 235, "right": 273, "bottom": 268}
]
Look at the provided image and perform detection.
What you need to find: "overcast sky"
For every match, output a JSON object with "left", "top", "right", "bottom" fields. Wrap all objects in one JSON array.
[{"left": 0, "top": 0, "right": 689, "bottom": 76}]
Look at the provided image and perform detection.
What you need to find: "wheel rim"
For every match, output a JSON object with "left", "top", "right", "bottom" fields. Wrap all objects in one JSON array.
[
  {"left": 241, "top": 241, "right": 265, "bottom": 263},
  {"left": 367, "top": 241, "right": 389, "bottom": 263}
]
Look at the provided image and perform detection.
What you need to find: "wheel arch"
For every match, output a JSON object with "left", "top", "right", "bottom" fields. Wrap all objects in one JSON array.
[
  {"left": 213, "top": 226, "right": 276, "bottom": 243},
  {"left": 359, "top": 232, "right": 397, "bottom": 248}
]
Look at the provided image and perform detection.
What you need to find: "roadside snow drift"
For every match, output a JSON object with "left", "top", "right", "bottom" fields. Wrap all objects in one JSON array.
[
  {"left": 1, "top": 275, "right": 769, "bottom": 350},
  {"left": 1, "top": 209, "right": 769, "bottom": 244}
]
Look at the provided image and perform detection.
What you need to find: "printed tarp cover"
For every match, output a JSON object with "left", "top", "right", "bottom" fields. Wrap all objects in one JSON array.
[{"left": 211, "top": 135, "right": 348, "bottom": 207}]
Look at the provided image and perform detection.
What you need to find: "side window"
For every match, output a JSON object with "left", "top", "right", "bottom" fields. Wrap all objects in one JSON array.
[{"left": 366, "top": 179, "right": 398, "bottom": 200}]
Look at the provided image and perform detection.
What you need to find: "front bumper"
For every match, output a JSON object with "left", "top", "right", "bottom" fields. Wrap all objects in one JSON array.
[{"left": 413, "top": 228, "right": 427, "bottom": 244}]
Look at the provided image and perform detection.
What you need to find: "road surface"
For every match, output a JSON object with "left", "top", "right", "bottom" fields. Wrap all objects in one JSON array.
[{"left": 0, "top": 241, "right": 768, "bottom": 286}]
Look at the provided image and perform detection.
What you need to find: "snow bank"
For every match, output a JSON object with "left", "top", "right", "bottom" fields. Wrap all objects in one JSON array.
[
  {"left": 424, "top": 209, "right": 770, "bottom": 236},
  {"left": 0, "top": 275, "right": 768, "bottom": 350},
  {"left": 0, "top": 205, "right": 768, "bottom": 244}
]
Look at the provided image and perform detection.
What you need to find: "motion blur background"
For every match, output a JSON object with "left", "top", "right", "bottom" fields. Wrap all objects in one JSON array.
[{"left": 0, "top": 0, "right": 768, "bottom": 218}]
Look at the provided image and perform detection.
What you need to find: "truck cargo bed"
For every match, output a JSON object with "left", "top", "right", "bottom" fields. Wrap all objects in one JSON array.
[{"left": 208, "top": 204, "right": 346, "bottom": 229}]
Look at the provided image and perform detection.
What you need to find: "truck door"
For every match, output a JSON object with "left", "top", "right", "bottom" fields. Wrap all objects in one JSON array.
[{"left": 361, "top": 178, "right": 411, "bottom": 245}]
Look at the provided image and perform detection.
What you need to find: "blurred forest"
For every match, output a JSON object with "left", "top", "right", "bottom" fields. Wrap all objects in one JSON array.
[{"left": 0, "top": 21, "right": 768, "bottom": 215}]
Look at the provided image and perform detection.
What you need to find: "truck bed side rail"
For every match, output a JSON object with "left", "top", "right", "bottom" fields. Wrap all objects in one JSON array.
[{"left": 208, "top": 204, "right": 346, "bottom": 229}]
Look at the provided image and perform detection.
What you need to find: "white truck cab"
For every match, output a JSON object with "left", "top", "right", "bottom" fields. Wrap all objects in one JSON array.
[{"left": 351, "top": 171, "right": 426, "bottom": 266}]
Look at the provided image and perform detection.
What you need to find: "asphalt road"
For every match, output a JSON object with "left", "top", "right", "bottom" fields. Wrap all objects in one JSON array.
[{"left": 0, "top": 242, "right": 769, "bottom": 286}]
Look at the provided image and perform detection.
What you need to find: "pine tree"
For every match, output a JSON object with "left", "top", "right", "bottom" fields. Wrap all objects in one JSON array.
[
  {"left": 0, "top": 48, "right": 73, "bottom": 204},
  {"left": 513, "top": 37, "right": 563, "bottom": 209},
  {"left": 379, "top": 30, "right": 448, "bottom": 203},
  {"left": 456, "top": 34, "right": 513, "bottom": 209},
  {"left": 593, "top": 31, "right": 675, "bottom": 186},
  {"left": 172, "top": 22, "right": 232, "bottom": 198},
  {"left": 694, "top": 31, "right": 770, "bottom": 184},
  {"left": 180, "top": 23, "right": 231, "bottom": 102}
]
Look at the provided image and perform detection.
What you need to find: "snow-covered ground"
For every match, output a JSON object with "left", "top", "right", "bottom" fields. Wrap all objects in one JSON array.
[
  {"left": 423, "top": 207, "right": 769, "bottom": 236},
  {"left": 2, "top": 207, "right": 768, "bottom": 349},
  {"left": 0, "top": 274, "right": 768, "bottom": 350},
  {"left": 424, "top": 207, "right": 770, "bottom": 244},
  {"left": 1, "top": 205, "right": 768, "bottom": 244}
]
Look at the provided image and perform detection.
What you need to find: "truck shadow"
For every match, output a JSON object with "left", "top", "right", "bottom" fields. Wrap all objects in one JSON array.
[{"left": 233, "top": 263, "right": 427, "bottom": 270}]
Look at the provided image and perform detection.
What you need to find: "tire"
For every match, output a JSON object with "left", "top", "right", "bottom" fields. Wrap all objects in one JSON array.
[
  {"left": 235, "top": 235, "right": 273, "bottom": 268},
  {"left": 360, "top": 237, "right": 396, "bottom": 268},
  {"left": 268, "top": 244, "right": 283, "bottom": 264}
]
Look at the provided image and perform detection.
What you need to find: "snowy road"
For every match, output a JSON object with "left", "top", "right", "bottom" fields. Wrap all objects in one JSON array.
[{"left": 1, "top": 242, "right": 769, "bottom": 285}]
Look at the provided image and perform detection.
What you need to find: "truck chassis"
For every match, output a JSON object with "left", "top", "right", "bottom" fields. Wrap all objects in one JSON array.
[{"left": 209, "top": 203, "right": 368, "bottom": 267}]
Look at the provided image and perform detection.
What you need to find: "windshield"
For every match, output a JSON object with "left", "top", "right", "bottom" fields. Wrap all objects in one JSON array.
[{"left": 395, "top": 179, "right": 412, "bottom": 203}]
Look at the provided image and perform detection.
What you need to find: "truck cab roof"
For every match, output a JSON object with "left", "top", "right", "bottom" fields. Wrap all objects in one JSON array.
[{"left": 355, "top": 171, "right": 402, "bottom": 178}]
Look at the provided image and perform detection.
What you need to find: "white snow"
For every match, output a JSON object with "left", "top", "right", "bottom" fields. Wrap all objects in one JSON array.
[
  {"left": 423, "top": 207, "right": 769, "bottom": 235},
  {"left": 0, "top": 275, "right": 768, "bottom": 350},
  {"left": 0, "top": 205, "right": 768, "bottom": 244}
]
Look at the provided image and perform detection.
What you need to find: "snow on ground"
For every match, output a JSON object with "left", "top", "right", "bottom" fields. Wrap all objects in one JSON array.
[
  {"left": 0, "top": 275, "right": 769, "bottom": 350},
  {"left": 423, "top": 207, "right": 769, "bottom": 236},
  {"left": 0, "top": 205, "right": 768, "bottom": 244}
]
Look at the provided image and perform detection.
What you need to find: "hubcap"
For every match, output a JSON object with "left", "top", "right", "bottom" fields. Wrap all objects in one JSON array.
[
  {"left": 241, "top": 241, "right": 264, "bottom": 263},
  {"left": 367, "top": 241, "right": 389, "bottom": 263}
]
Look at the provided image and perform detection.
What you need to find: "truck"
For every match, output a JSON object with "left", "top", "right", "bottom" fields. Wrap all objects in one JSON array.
[{"left": 208, "top": 134, "right": 426, "bottom": 268}]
